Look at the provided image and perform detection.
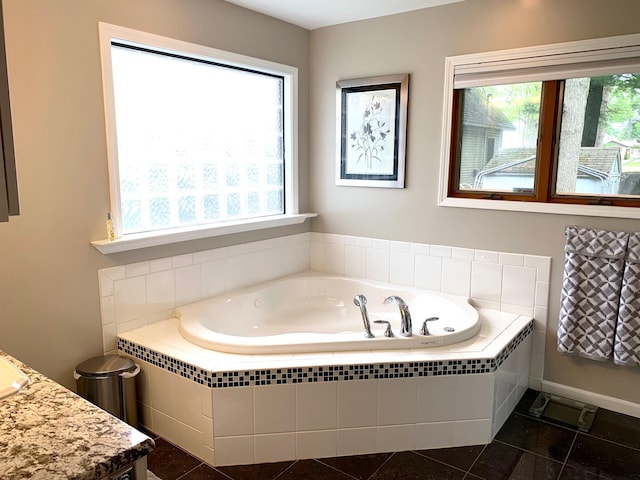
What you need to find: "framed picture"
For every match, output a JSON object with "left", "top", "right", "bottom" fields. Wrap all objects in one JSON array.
[{"left": 336, "top": 73, "right": 409, "bottom": 188}]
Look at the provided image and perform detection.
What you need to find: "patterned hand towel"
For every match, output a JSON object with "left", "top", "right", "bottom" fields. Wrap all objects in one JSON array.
[
  {"left": 557, "top": 226, "right": 629, "bottom": 361},
  {"left": 614, "top": 232, "right": 640, "bottom": 366}
]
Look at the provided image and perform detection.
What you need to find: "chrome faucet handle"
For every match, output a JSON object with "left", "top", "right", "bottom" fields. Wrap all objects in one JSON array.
[
  {"left": 354, "top": 294, "right": 374, "bottom": 338},
  {"left": 374, "top": 320, "right": 394, "bottom": 337},
  {"left": 420, "top": 317, "right": 439, "bottom": 336}
]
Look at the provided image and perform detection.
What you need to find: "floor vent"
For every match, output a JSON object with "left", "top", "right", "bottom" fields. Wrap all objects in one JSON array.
[{"left": 528, "top": 392, "right": 598, "bottom": 432}]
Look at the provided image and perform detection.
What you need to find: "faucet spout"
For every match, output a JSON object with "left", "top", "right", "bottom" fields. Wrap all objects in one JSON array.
[
  {"left": 384, "top": 295, "right": 412, "bottom": 337},
  {"left": 354, "top": 294, "right": 374, "bottom": 338}
]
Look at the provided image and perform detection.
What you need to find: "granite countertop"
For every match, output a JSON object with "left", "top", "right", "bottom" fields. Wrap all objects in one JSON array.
[{"left": 0, "top": 350, "right": 154, "bottom": 480}]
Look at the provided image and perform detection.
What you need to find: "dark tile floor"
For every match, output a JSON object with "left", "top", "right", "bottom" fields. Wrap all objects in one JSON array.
[{"left": 145, "top": 389, "right": 640, "bottom": 480}]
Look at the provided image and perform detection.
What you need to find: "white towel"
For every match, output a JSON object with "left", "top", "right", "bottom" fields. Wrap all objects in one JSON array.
[
  {"left": 614, "top": 232, "right": 640, "bottom": 366},
  {"left": 557, "top": 226, "right": 629, "bottom": 361}
]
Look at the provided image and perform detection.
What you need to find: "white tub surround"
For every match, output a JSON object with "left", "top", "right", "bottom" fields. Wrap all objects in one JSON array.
[
  {"left": 117, "top": 308, "right": 532, "bottom": 466},
  {"left": 98, "top": 232, "right": 550, "bottom": 389}
]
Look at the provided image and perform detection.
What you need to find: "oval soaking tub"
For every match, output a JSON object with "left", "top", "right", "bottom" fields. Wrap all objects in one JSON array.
[{"left": 177, "top": 274, "right": 480, "bottom": 354}]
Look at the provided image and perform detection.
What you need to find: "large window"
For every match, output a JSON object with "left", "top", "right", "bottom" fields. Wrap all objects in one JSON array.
[
  {"left": 99, "top": 24, "right": 298, "bottom": 239},
  {"left": 441, "top": 34, "right": 640, "bottom": 217}
]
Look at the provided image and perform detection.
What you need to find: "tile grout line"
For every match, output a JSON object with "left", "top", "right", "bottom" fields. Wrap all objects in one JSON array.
[
  {"left": 364, "top": 452, "right": 397, "bottom": 480},
  {"left": 555, "top": 431, "right": 579, "bottom": 480},
  {"left": 311, "top": 458, "right": 362, "bottom": 480}
]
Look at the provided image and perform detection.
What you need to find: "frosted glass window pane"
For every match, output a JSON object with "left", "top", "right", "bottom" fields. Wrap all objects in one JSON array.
[
  {"left": 267, "top": 164, "right": 283, "bottom": 186},
  {"left": 203, "top": 195, "right": 219, "bottom": 220},
  {"left": 248, "top": 192, "right": 260, "bottom": 214},
  {"left": 178, "top": 195, "right": 196, "bottom": 224},
  {"left": 150, "top": 198, "right": 170, "bottom": 226},
  {"left": 202, "top": 164, "right": 218, "bottom": 190},
  {"left": 178, "top": 164, "right": 195, "bottom": 191},
  {"left": 148, "top": 165, "right": 169, "bottom": 194},
  {"left": 227, "top": 193, "right": 240, "bottom": 217},
  {"left": 267, "top": 190, "right": 283, "bottom": 213},
  {"left": 110, "top": 43, "right": 286, "bottom": 234},
  {"left": 122, "top": 200, "right": 142, "bottom": 232}
]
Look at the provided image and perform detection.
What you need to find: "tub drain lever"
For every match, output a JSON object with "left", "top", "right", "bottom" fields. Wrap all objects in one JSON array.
[{"left": 374, "top": 320, "right": 395, "bottom": 337}]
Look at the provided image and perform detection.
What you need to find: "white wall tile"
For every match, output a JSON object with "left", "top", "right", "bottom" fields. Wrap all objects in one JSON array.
[
  {"left": 389, "top": 251, "right": 415, "bottom": 287},
  {"left": 415, "top": 422, "right": 454, "bottom": 450},
  {"left": 201, "top": 259, "right": 225, "bottom": 299},
  {"left": 501, "top": 265, "right": 537, "bottom": 307},
  {"left": 114, "top": 276, "right": 147, "bottom": 323},
  {"left": 453, "top": 419, "right": 491, "bottom": 446},
  {"left": 175, "top": 264, "right": 202, "bottom": 307},
  {"left": 324, "top": 243, "right": 345, "bottom": 275},
  {"left": 377, "top": 425, "right": 416, "bottom": 453},
  {"left": 102, "top": 323, "right": 117, "bottom": 352},
  {"left": 146, "top": 270, "right": 175, "bottom": 315},
  {"left": 452, "top": 247, "right": 474, "bottom": 260},
  {"left": 470, "top": 262, "right": 502, "bottom": 303},
  {"left": 254, "top": 385, "right": 296, "bottom": 434},
  {"left": 254, "top": 433, "right": 296, "bottom": 464},
  {"left": 366, "top": 248, "right": 390, "bottom": 283},
  {"left": 224, "top": 255, "right": 246, "bottom": 292},
  {"left": 441, "top": 258, "right": 471, "bottom": 296},
  {"left": 430, "top": 245, "right": 451, "bottom": 258},
  {"left": 296, "top": 430, "right": 337, "bottom": 459},
  {"left": 535, "top": 281, "right": 550, "bottom": 307},
  {"left": 174, "top": 375, "right": 208, "bottom": 430},
  {"left": 150, "top": 257, "right": 173, "bottom": 273},
  {"left": 309, "top": 241, "right": 324, "bottom": 271},
  {"left": 177, "top": 422, "right": 205, "bottom": 461},
  {"left": 499, "top": 253, "right": 524, "bottom": 266},
  {"left": 214, "top": 436, "right": 254, "bottom": 466},
  {"left": 100, "top": 296, "right": 115, "bottom": 325},
  {"left": 99, "top": 271, "right": 114, "bottom": 297},
  {"left": 126, "top": 261, "right": 150, "bottom": 278},
  {"left": 525, "top": 255, "right": 552, "bottom": 282},
  {"left": 148, "top": 365, "right": 176, "bottom": 417},
  {"left": 475, "top": 250, "right": 499, "bottom": 263},
  {"left": 534, "top": 306, "right": 549, "bottom": 332},
  {"left": 245, "top": 250, "right": 268, "bottom": 286},
  {"left": 409, "top": 243, "right": 430, "bottom": 255},
  {"left": 390, "top": 241, "right": 411, "bottom": 252},
  {"left": 152, "top": 409, "right": 179, "bottom": 445},
  {"left": 337, "top": 427, "right": 377, "bottom": 456},
  {"left": 337, "top": 380, "right": 377, "bottom": 428},
  {"left": 414, "top": 255, "right": 442, "bottom": 291},
  {"left": 378, "top": 378, "right": 416, "bottom": 425},
  {"left": 345, "top": 246, "right": 366, "bottom": 278},
  {"left": 172, "top": 254, "right": 193, "bottom": 269},
  {"left": 296, "top": 382, "right": 337, "bottom": 431},
  {"left": 213, "top": 387, "right": 254, "bottom": 437}
]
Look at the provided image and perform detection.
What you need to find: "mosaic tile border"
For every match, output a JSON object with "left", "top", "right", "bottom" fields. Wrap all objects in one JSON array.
[{"left": 117, "top": 319, "right": 533, "bottom": 389}]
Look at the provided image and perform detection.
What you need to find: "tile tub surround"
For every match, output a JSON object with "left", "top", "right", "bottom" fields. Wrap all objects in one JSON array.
[
  {"left": 98, "top": 232, "right": 551, "bottom": 388},
  {"left": 0, "top": 350, "right": 154, "bottom": 479},
  {"left": 117, "top": 309, "right": 533, "bottom": 466}
]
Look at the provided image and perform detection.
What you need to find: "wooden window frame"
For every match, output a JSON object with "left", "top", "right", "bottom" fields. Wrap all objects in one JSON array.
[{"left": 439, "top": 34, "right": 640, "bottom": 218}]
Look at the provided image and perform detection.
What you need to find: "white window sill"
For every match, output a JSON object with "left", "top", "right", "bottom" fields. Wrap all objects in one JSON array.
[
  {"left": 439, "top": 197, "right": 640, "bottom": 219},
  {"left": 91, "top": 213, "right": 317, "bottom": 254}
]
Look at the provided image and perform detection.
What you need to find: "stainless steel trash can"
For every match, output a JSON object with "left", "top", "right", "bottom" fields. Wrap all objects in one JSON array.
[{"left": 74, "top": 354, "right": 140, "bottom": 427}]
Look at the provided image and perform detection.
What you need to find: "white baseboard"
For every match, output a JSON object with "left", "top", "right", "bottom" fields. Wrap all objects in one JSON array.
[{"left": 542, "top": 380, "right": 640, "bottom": 418}]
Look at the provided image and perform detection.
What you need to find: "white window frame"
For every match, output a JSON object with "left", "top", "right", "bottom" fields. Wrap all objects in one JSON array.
[
  {"left": 439, "top": 33, "right": 640, "bottom": 220},
  {"left": 92, "top": 23, "right": 313, "bottom": 254}
]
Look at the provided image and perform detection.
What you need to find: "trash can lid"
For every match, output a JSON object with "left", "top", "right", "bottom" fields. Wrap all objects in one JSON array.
[{"left": 75, "top": 354, "right": 137, "bottom": 377}]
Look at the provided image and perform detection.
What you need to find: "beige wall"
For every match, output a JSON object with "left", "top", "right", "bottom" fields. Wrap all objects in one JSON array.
[
  {"left": 0, "top": 0, "right": 309, "bottom": 389},
  {"left": 309, "top": 0, "right": 640, "bottom": 403},
  {"left": 3, "top": 0, "right": 640, "bottom": 406}
]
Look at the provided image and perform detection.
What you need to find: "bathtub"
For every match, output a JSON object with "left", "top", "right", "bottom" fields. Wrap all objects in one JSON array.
[{"left": 177, "top": 273, "right": 480, "bottom": 354}]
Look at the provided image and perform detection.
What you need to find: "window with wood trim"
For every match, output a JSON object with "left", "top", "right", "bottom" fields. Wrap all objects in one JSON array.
[{"left": 441, "top": 34, "right": 640, "bottom": 213}]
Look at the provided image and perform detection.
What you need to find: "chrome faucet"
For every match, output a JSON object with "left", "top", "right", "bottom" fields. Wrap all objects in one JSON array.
[
  {"left": 384, "top": 295, "right": 412, "bottom": 337},
  {"left": 354, "top": 294, "right": 374, "bottom": 338}
]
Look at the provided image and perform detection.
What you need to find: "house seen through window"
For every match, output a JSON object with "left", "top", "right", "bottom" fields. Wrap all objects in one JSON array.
[{"left": 100, "top": 25, "right": 297, "bottom": 237}]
